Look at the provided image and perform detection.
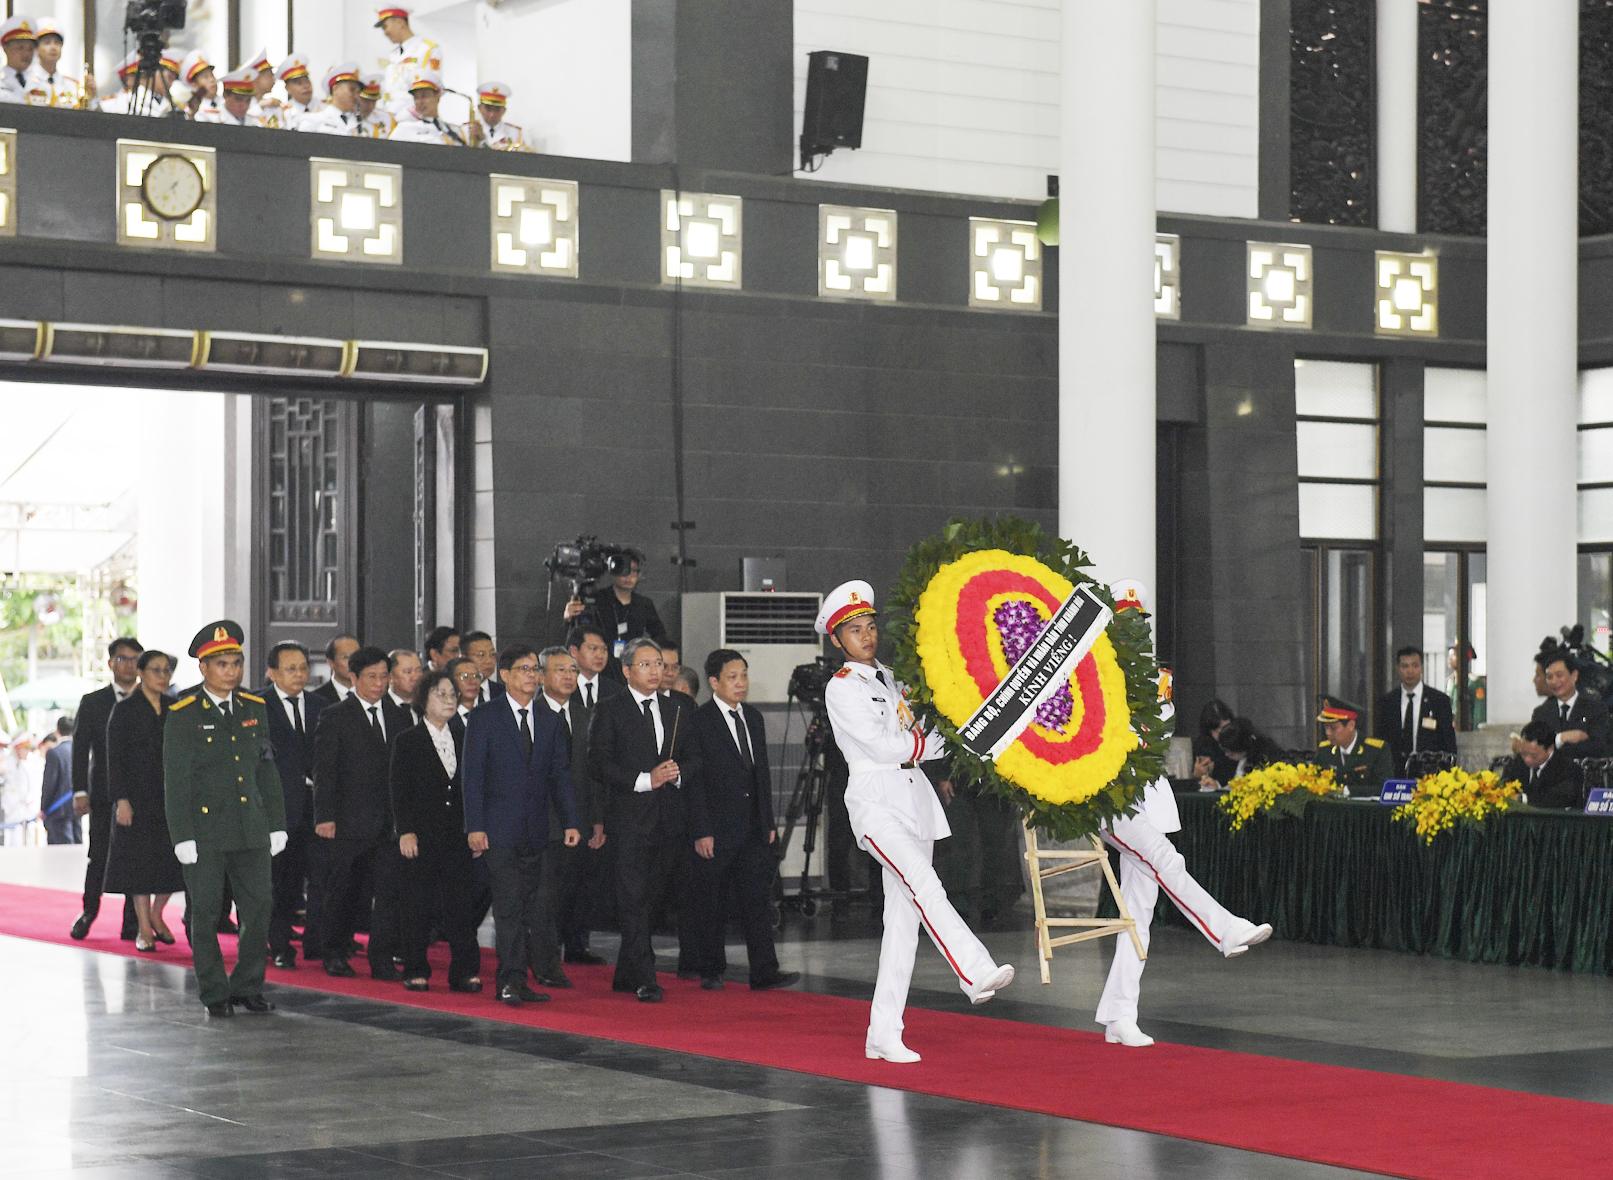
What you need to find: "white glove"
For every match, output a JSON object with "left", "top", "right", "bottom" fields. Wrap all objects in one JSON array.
[
  {"left": 173, "top": 840, "right": 199, "bottom": 865},
  {"left": 919, "top": 728, "right": 948, "bottom": 762},
  {"left": 269, "top": 830, "right": 288, "bottom": 856}
]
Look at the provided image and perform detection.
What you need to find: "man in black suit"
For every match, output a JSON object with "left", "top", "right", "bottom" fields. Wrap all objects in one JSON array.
[
  {"left": 423, "top": 624, "right": 461, "bottom": 672},
  {"left": 311, "top": 645, "right": 402, "bottom": 979},
  {"left": 463, "top": 630, "right": 505, "bottom": 706},
  {"left": 261, "top": 641, "right": 324, "bottom": 970},
  {"left": 568, "top": 623, "right": 620, "bottom": 940},
  {"left": 590, "top": 636, "right": 698, "bottom": 1002},
  {"left": 310, "top": 633, "right": 360, "bottom": 709},
  {"left": 463, "top": 643, "right": 581, "bottom": 1006},
  {"left": 38, "top": 717, "right": 78, "bottom": 844},
  {"left": 684, "top": 650, "right": 798, "bottom": 991},
  {"left": 1375, "top": 646, "right": 1458, "bottom": 772},
  {"left": 1532, "top": 649, "right": 1611, "bottom": 760},
  {"left": 68, "top": 637, "right": 143, "bottom": 941},
  {"left": 385, "top": 649, "right": 424, "bottom": 730},
  {"left": 1502, "top": 720, "right": 1584, "bottom": 810}
]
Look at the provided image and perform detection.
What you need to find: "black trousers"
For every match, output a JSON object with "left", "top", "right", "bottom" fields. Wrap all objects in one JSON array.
[
  {"left": 401, "top": 839, "right": 481, "bottom": 983},
  {"left": 613, "top": 832, "right": 682, "bottom": 991},
  {"left": 316, "top": 834, "right": 401, "bottom": 973},
  {"left": 483, "top": 843, "right": 548, "bottom": 989},
  {"left": 83, "top": 798, "right": 137, "bottom": 936},
  {"left": 685, "top": 835, "right": 780, "bottom": 983},
  {"left": 268, "top": 824, "right": 309, "bottom": 955},
  {"left": 552, "top": 841, "right": 605, "bottom": 956}
]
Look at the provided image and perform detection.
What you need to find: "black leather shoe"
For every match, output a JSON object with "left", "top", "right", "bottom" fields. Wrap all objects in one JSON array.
[
  {"left": 402, "top": 979, "right": 430, "bottom": 993},
  {"left": 323, "top": 958, "right": 356, "bottom": 978},
  {"left": 153, "top": 930, "right": 176, "bottom": 946},
  {"left": 517, "top": 984, "right": 549, "bottom": 1003},
  {"left": 563, "top": 950, "right": 607, "bottom": 966},
  {"left": 750, "top": 971, "right": 801, "bottom": 991},
  {"left": 271, "top": 950, "right": 298, "bottom": 970},
  {"left": 236, "top": 995, "right": 275, "bottom": 1014},
  {"left": 449, "top": 978, "right": 483, "bottom": 994},
  {"left": 636, "top": 985, "right": 664, "bottom": 1003},
  {"left": 205, "top": 1001, "right": 233, "bottom": 1018},
  {"left": 535, "top": 973, "right": 572, "bottom": 989},
  {"left": 700, "top": 977, "right": 724, "bottom": 991},
  {"left": 69, "top": 914, "right": 91, "bottom": 941},
  {"left": 497, "top": 984, "right": 524, "bottom": 1006}
]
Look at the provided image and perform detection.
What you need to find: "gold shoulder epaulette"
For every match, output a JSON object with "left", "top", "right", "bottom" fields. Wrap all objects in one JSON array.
[
  {"left": 169, "top": 695, "right": 197, "bottom": 712},
  {"left": 238, "top": 691, "right": 265, "bottom": 705},
  {"left": 1365, "top": 737, "right": 1385, "bottom": 748},
  {"left": 834, "top": 666, "right": 851, "bottom": 678},
  {"left": 1317, "top": 740, "right": 1330, "bottom": 748}
]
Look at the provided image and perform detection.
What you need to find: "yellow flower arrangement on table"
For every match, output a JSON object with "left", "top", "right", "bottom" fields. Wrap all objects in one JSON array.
[
  {"left": 1216, "top": 762, "right": 1339, "bottom": 831},
  {"left": 1392, "top": 767, "right": 1521, "bottom": 844},
  {"left": 883, "top": 516, "right": 1166, "bottom": 841}
]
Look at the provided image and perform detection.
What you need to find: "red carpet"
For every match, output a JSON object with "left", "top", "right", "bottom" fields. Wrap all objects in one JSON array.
[{"left": 2, "top": 881, "right": 1608, "bottom": 1180}]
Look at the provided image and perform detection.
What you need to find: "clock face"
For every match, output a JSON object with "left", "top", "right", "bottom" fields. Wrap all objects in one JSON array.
[{"left": 141, "top": 153, "right": 205, "bottom": 221}]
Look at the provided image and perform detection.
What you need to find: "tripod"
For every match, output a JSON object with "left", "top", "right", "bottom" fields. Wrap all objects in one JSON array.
[{"left": 776, "top": 702, "right": 861, "bottom": 918}]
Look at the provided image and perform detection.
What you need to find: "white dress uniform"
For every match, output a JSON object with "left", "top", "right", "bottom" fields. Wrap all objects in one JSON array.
[
  {"left": 470, "top": 116, "right": 527, "bottom": 151},
  {"left": 390, "top": 110, "right": 459, "bottom": 145},
  {"left": 298, "top": 106, "right": 363, "bottom": 136},
  {"left": 1093, "top": 582, "right": 1270, "bottom": 1048},
  {"left": 819, "top": 581, "right": 1013, "bottom": 1063},
  {"left": 382, "top": 33, "right": 441, "bottom": 117}
]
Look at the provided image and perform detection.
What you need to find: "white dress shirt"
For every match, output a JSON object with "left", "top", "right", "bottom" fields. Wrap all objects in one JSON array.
[
  {"left": 717, "top": 698, "right": 754, "bottom": 761},
  {"left": 1400, "top": 682, "right": 1424, "bottom": 752},
  {"left": 629, "top": 687, "right": 667, "bottom": 792},
  {"left": 424, "top": 717, "right": 456, "bottom": 778},
  {"left": 274, "top": 687, "right": 306, "bottom": 733},
  {"left": 577, "top": 673, "right": 603, "bottom": 710},
  {"left": 543, "top": 691, "right": 572, "bottom": 734}
]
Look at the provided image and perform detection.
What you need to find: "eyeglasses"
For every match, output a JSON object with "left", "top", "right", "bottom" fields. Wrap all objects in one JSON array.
[
  {"left": 111, "top": 655, "right": 140, "bottom": 664},
  {"left": 509, "top": 664, "right": 540, "bottom": 676},
  {"left": 454, "top": 670, "right": 482, "bottom": 681}
]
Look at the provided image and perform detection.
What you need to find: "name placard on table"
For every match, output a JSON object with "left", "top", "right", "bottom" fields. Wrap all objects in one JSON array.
[
  {"left": 1587, "top": 788, "right": 1613, "bottom": 816},
  {"left": 1379, "top": 779, "right": 1416, "bottom": 805}
]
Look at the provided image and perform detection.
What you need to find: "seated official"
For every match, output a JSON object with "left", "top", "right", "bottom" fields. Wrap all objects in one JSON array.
[
  {"left": 1530, "top": 649, "right": 1611, "bottom": 760},
  {"left": 1198, "top": 717, "right": 1280, "bottom": 788},
  {"left": 1503, "top": 720, "right": 1584, "bottom": 810},
  {"left": 391, "top": 670, "right": 483, "bottom": 993},
  {"left": 1191, "top": 699, "right": 1238, "bottom": 786},
  {"left": 1314, "top": 697, "right": 1394, "bottom": 797},
  {"left": 1376, "top": 646, "right": 1457, "bottom": 773}
]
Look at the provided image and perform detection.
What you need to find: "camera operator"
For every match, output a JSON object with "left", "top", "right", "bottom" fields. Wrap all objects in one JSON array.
[{"left": 562, "top": 551, "right": 668, "bottom": 674}]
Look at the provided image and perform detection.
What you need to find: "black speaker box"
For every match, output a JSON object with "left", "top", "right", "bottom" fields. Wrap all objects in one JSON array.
[{"left": 801, "top": 50, "right": 868, "bottom": 163}]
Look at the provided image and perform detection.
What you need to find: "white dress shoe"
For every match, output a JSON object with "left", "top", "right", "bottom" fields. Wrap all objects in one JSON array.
[
  {"left": 1221, "top": 920, "right": 1273, "bottom": 958},
  {"left": 865, "top": 1041, "right": 922, "bottom": 1064},
  {"left": 1104, "top": 1020, "right": 1155, "bottom": 1047},
  {"left": 966, "top": 962, "right": 1015, "bottom": 1005}
]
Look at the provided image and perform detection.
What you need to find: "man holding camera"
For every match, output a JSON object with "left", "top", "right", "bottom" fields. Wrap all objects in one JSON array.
[{"left": 562, "top": 549, "right": 669, "bottom": 675}]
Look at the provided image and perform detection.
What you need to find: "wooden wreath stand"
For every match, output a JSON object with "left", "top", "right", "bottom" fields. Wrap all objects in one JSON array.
[{"left": 1024, "top": 822, "right": 1146, "bottom": 984}]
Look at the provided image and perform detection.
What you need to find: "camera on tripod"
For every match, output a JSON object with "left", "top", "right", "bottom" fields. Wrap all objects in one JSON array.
[
  {"left": 787, "top": 655, "right": 838, "bottom": 707},
  {"left": 543, "top": 535, "right": 639, "bottom": 600},
  {"left": 125, "top": 0, "right": 187, "bottom": 74}
]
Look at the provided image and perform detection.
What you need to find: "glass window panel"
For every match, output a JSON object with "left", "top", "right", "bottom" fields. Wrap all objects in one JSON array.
[
  {"left": 1295, "top": 359, "right": 1378, "bottom": 419},
  {"left": 1423, "top": 551, "right": 1458, "bottom": 692},
  {"left": 1580, "top": 488, "right": 1613, "bottom": 543},
  {"left": 1297, "top": 421, "right": 1378, "bottom": 480},
  {"left": 1299, "top": 481, "right": 1378, "bottom": 539},
  {"left": 1581, "top": 427, "right": 1613, "bottom": 484},
  {"left": 1467, "top": 551, "right": 1487, "bottom": 690},
  {"left": 1581, "top": 368, "right": 1613, "bottom": 425},
  {"left": 1578, "top": 552, "right": 1613, "bottom": 653},
  {"left": 1324, "top": 547, "right": 1373, "bottom": 709},
  {"left": 1424, "top": 367, "right": 1487, "bottom": 423},
  {"left": 1423, "top": 426, "right": 1487, "bottom": 483},
  {"left": 1423, "top": 487, "right": 1487, "bottom": 544}
]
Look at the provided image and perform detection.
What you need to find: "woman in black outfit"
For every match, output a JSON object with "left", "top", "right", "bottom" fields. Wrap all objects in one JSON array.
[
  {"left": 1192, "top": 698, "right": 1239, "bottom": 786},
  {"left": 391, "top": 668, "right": 483, "bottom": 992},
  {"left": 103, "top": 650, "right": 184, "bottom": 951}
]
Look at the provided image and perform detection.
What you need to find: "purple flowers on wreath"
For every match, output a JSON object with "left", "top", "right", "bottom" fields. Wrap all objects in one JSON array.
[{"left": 993, "top": 598, "right": 1073, "bottom": 732}]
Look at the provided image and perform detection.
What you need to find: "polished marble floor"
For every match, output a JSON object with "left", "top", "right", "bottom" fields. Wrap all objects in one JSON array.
[{"left": 3, "top": 845, "right": 1610, "bottom": 1177}]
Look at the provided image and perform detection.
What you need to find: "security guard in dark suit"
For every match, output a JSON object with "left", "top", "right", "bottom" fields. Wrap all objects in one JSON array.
[
  {"left": 1315, "top": 696, "right": 1396, "bottom": 797},
  {"left": 163, "top": 620, "right": 287, "bottom": 1017}
]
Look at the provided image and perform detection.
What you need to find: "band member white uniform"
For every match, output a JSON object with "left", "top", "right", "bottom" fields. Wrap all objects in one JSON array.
[
  {"left": 179, "top": 49, "right": 221, "bottom": 120},
  {"left": 375, "top": 5, "right": 442, "bottom": 119},
  {"left": 30, "top": 19, "right": 91, "bottom": 108},
  {"left": 820, "top": 580, "right": 1014, "bottom": 1065},
  {"left": 465, "top": 81, "right": 527, "bottom": 151},
  {"left": 241, "top": 47, "right": 280, "bottom": 128},
  {"left": 358, "top": 73, "right": 394, "bottom": 138},
  {"left": 298, "top": 63, "right": 364, "bottom": 136},
  {"left": 274, "top": 54, "right": 321, "bottom": 130},
  {"left": 1095, "top": 581, "right": 1272, "bottom": 1048},
  {"left": 197, "top": 67, "right": 264, "bottom": 127},
  {"left": 0, "top": 18, "right": 44, "bottom": 105},
  {"left": 389, "top": 69, "right": 463, "bottom": 145}
]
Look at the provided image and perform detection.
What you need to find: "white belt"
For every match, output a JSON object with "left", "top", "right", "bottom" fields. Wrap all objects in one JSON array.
[{"left": 846, "top": 760, "right": 917, "bottom": 774}]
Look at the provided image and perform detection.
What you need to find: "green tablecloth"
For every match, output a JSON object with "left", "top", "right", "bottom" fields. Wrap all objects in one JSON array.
[{"left": 1144, "top": 793, "right": 1613, "bottom": 974}]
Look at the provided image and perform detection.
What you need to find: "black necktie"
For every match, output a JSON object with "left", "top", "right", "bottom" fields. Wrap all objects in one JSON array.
[
  {"left": 642, "top": 698, "right": 657, "bottom": 751},
  {"left": 519, "top": 707, "right": 533, "bottom": 756},
  {"left": 585, "top": 683, "right": 595, "bottom": 710},
  {"left": 1561, "top": 701, "right": 1571, "bottom": 723},
  {"left": 291, "top": 696, "right": 304, "bottom": 734},
  {"left": 220, "top": 700, "right": 232, "bottom": 720},
  {"left": 730, "top": 708, "right": 753, "bottom": 768},
  {"left": 875, "top": 670, "right": 889, "bottom": 688},
  {"left": 15, "top": 72, "right": 24, "bottom": 89},
  {"left": 1402, "top": 693, "right": 1415, "bottom": 750},
  {"left": 368, "top": 706, "right": 382, "bottom": 740}
]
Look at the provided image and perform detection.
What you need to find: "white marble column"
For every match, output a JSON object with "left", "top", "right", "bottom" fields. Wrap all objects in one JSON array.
[
  {"left": 1376, "top": 0, "right": 1419, "bottom": 232},
  {"left": 1486, "top": 2, "right": 1578, "bottom": 722},
  {"left": 1059, "top": 0, "right": 1156, "bottom": 590}
]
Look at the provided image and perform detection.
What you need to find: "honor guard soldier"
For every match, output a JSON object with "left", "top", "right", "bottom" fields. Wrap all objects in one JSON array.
[
  {"left": 358, "top": 72, "right": 394, "bottom": 138},
  {"left": 97, "top": 51, "right": 142, "bottom": 114},
  {"left": 179, "top": 48, "right": 220, "bottom": 119},
  {"left": 376, "top": 5, "right": 442, "bottom": 118},
  {"left": 1315, "top": 696, "right": 1395, "bottom": 797},
  {"left": 31, "top": 19, "right": 91, "bottom": 108},
  {"left": 389, "top": 69, "right": 464, "bottom": 145},
  {"left": 240, "top": 46, "right": 280, "bottom": 126},
  {"left": 275, "top": 53, "right": 321, "bottom": 130},
  {"left": 819, "top": 580, "right": 1014, "bottom": 1064},
  {"left": 298, "top": 63, "right": 364, "bottom": 135},
  {"left": 163, "top": 621, "right": 287, "bottom": 1018},
  {"left": 0, "top": 18, "right": 44, "bottom": 105},
  {"left": 198, "top": 67, "right": 262, "bottom": 127},
  {"left": 465, "top": 81, "right": 527, "bottom": 151}
]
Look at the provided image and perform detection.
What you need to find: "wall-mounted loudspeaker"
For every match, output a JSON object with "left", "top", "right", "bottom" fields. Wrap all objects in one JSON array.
[{"left": 800, "top": 50, "right": 868, "bottom": 171}]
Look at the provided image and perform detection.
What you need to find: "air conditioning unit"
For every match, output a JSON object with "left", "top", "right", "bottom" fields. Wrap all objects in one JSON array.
[
  {"left": 39, "top": 323, "right": 200, "bottom": 368},
  {"left": 0, "top": 319, "right": 42, "bottom": 361},
  {"left": 682, "top": 591, "right": 823, "bottom": 705},
  {"left": 343, "top": 339, "right": 488, "bottom": 386},
  {"left": 197, "top": 331, "right": 348, "bottom": 378}
]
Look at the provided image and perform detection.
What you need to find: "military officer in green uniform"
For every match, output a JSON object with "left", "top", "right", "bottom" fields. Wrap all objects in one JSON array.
[
  {"left": 164, "top": 620, "right": 287, "bottom": 1017},
  {"left": 1315, "top": 696, "right": 1396, "bottom": 797}
]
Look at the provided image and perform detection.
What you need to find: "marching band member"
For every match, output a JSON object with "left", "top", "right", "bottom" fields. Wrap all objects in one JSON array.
[
  {"left": 820, "top": 580, "right": 1014, "bottom": 1065},
  {"left": 0, "top": 18, "right": 44, "bottom": 105},
  {"left": 179, "top": 49, "right": 220, "bottom": 120},
  {"left": 1095, "top": 581, "right": 1272, "bottom": 1048},
  {"left": 389, "top": 69, "right": 463, "bottom": 145},
  {"left": 465, "top": 81, "right": 527, "bottom": 151},
  {"left": 240, "top": 47, "right": 281, "bottom": 127},
  {"left": 196, "top": 67, "right": 262, "bottom": 127},
  {"left": 298, "top": 63, "right": 365, "bottom": 136},
  {"left": 275, "top": 54, "right": 321, "bottom": 130},
  {"left": 376, "top": 6, "right": 442, "bottom": 119},
  {"left": 31, "top": 19, "right": 92, "bottom": 108},
  {"left": 358, "top": 73, "right": 394, "bottom": 139},
  {"left": 96, "top": 52, "right": 142, "bottom": 114}
]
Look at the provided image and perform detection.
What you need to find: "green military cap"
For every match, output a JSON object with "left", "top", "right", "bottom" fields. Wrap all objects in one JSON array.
[
  {"left": 189, "top": 619, "right": 245, "bottom": 661},
  {"left": 1315, "top": 695, "right": 1362, "bottom": 725}
]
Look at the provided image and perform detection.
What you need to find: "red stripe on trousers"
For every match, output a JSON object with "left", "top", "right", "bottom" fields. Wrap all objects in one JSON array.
[
  {"left": 867, "top": 836, "right": 974, "bottom": 987},
  {"left": 1104, "top": 830, "right": 1219, "bottom": 943}
]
